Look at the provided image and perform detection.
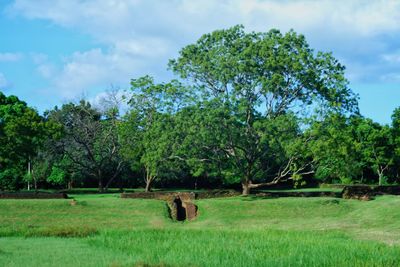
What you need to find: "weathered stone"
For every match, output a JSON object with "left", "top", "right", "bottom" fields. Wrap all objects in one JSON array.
[
  {"left": 254, "top": 191, "right": 341, "bottom": 198},
  {"left": 166, "top": 194, "right": 198, "bottom": 221},
  {"left": 183, "top": 202, "right": 198, "bottom": 221},
  {"left": 121, "top": 190, "right": 239, "bottom": 200},
  {"left": 341, "top": 185, "right": 400, "bottom": 200}
]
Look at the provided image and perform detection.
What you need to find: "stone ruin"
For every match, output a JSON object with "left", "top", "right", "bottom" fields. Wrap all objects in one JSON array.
[
  {"left": 341, "top": 185, "right": 400, "bottom": 200},
  {"left": 121, "top": 190, "right": 242, "bottom": 222},
  {"left": 165, "top": 192, "right": 198, "bottom": 221}
]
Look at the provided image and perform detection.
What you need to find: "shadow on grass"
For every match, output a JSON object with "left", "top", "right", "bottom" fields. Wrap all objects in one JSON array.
[{"left": 1, "top": 226, "right": 98, "bottom": 238}]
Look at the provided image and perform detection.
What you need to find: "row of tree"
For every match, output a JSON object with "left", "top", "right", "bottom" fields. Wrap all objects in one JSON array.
[{"left": 1, "top": 26, "right": 399, "bottom": 194}]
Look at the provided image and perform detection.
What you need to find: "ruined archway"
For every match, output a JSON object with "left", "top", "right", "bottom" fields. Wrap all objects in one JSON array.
[{"left": 167, "top": 193, "right": 198, "bottom": 221}]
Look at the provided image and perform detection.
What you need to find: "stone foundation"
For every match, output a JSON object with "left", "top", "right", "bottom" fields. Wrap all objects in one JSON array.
[{"left": 0, "top": 192, "right": 68, "bottom": 199}]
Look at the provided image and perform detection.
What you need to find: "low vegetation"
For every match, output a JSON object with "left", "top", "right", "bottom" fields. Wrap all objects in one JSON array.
[{"left": 1, "top": 194, "right": 399, "bottom": 266}]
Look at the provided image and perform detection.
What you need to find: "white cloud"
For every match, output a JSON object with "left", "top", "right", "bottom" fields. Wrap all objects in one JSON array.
[
  {"left": 36, "top": 63, "right": 56, "bottom": 79},
  {"left": 7, "top": 0, "right": 400, "bottom": 99},
  {"left": 0, "top": 52, "right": 23, "bottom": 62},
  {"left": 382, "top": 51, "right": 400, "bottom": 63},
  {"left": 0, "top": 73, "right": 11, "bottom": 89},
  {"left": 10, "top": 0, "right": 400, "bottom": 38},
  {"left": 46, "top": 45, "right": 168, "bottom": 99},
  {"left": 30, "top": 53, "right": 49, "bottom": 64},
  {"left": 380, "top": 73, "right": 400, "bottom": 82}
]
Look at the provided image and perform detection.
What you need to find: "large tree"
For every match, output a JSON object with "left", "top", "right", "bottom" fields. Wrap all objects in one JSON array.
[
  {"left": 120, "top": 76, "right": 194, "bottom": 191},
  {"left": 47, "top": 101, "right": 124, "bottom": 192},
  {"left": 169, "top": 25, "right": 358, "bottom": 194},
  {"left": 353, "top": 117, "right": 394, "bottom": 185},
  {"left": 0, "top": 92, "right": 47, "bottom": 190}
]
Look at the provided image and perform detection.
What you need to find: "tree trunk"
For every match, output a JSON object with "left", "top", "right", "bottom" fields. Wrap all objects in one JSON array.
[
  {"left": 68, "top": 180, "right": 73, "bottom": 190},
  {"left": 97, "top": 169, "right": 105, "bottom": 192},
  {"left": 27, "top": 158, "right": 31, "bottom": 191},
  {"left": 118, "top": 177, "right": 124, "bottom": 192},
  {"left": 145, "top": 180, "right": 152, "bottom": 192},
  {"left": 378, "top": 173, "right": 383, "bottom": 186},
  {"left": 378, "top": 168, "right": 383, "bottom": 186},
  {"left": 98, "top": 180, "right": 104, "bottom": 192},
  {"left": 242, "top": 181, "right": 251, "bottom": 196},
  {"left": 104, "top": 162, "right": 123, "bottom": 192},
  {"left": 144, "top": 166, "right": 154, "bottom": 192}
]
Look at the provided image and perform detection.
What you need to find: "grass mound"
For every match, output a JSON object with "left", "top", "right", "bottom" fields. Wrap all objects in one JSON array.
[{"left": 0, "top": 194, "right": 399, "bottom": 266}]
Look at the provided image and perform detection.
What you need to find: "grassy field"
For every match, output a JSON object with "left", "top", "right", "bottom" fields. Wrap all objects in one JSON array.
[{"left": 0, "top": 194, "right": 400, "bottom": 266}]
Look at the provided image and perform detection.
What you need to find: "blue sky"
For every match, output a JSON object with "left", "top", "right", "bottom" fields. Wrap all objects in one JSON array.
[{"left": 1, "top": 0, "right": 400, "bottom": 124}]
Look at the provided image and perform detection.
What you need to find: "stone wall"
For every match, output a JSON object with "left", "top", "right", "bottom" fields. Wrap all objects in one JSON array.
[
  {"left": 121, "top": 190, "right": 239, "bottom": 200},
  {"left": 342, "top": 185, "right": 400, "bottom": 200},
  {"left": 0, "top": 192, "right": 68, "bottom": 199}
]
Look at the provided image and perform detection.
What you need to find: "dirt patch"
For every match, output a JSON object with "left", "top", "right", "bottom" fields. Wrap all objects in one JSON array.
[{"left": 0, "top": 192, "right": 68, "bottom": 199}]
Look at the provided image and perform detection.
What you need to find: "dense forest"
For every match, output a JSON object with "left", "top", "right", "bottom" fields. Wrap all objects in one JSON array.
[{"left": 1, "top": 26, "right": 399, "bottom": 195}]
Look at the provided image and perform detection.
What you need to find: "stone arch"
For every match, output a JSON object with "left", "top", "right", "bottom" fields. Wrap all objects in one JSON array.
[{"left": 167, "top": 193, "right": 198, "bottom": 221}]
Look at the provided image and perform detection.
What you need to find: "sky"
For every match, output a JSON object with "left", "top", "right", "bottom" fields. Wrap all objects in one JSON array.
[{"left": 1, "top": 0, "right": 400, "bottom": 124}]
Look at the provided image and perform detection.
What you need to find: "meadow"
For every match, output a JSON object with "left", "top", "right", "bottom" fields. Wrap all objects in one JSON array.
[{"left": 1, "top": 193, "right": 400, "bottom": 266}]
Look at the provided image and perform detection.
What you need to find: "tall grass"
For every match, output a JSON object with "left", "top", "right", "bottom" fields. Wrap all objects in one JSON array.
[
  {"left": 89, "top": 229, "right": 400, "bottom": 267},
  {"left": 1, "top": 229, "right": 399, "bottom": 267}
]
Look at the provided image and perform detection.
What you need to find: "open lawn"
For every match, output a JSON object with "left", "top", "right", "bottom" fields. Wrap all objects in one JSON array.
[{"left": 0, "top": 194, "right": 400, "bottom": 266}]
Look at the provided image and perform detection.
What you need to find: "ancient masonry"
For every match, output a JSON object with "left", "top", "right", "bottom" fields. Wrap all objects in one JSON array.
[
  {"left": 166, "top": 192, "right": 198, "bottom": 221},
  {"left": 121, "top": 191, "right": 202, "bottom": 221},
  {"left": 121, "top": 190, "right": 241, "bottom": 221}
]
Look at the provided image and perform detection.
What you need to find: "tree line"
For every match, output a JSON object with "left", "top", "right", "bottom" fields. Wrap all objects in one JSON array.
[{"left": 1, "top": 26, "right": 399, "bottom": 195}]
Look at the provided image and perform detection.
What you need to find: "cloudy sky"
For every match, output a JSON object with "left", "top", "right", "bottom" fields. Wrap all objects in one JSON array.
[{"left": 1, "top": 0, "right": 400, "bottom": 124}]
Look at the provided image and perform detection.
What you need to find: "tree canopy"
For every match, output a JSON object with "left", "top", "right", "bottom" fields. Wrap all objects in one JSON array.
[
  {"left": 2, "top": 26, "right": 400, "bottom": 193},
  {"left": 0, "top": 92, "right": 47, "bottom": 190},
  {"left": 168, "top": 25, "right": 358, "bottom": 194}
]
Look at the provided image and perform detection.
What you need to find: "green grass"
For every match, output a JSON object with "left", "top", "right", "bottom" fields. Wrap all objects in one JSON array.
[{"left": 1, "top": 194, "right": 400, "bottom": 266}]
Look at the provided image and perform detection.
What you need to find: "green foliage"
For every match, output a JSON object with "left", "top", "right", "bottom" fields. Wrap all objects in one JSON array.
[
  {"left": 47, "top": 166, "right": 67, "bottom": 185},
  {"left": 169, "top": 25, "right": 358, "bottom": 114},
  {"left": 0, "top": 92, "right": 47, "bottom": 190},
  {"left": 352, "top": 117, "right": 394, "bottom": 184},
  {"left": 168, "top": 25, "right": 358, "bottom": 193},
  {"left": 3, "top": 26, "right": 400, "bottom": 191},
  {"left": 309, "top": 114, "right": 362, "bottom": 183},
  {"left": 121, "top": 77, "right": 194, "bottom": 190},
  {"left": 309, "top": 114, "right": 396, "bottom": 185},
  {"left": 46, "top": 100, "right": 124, "bottom": 191}
]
